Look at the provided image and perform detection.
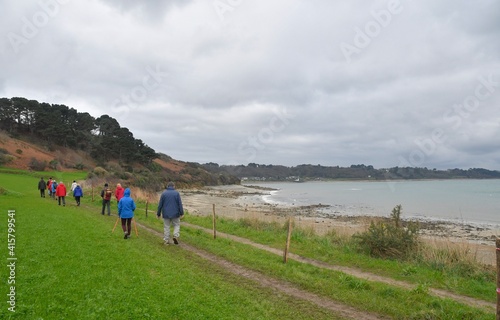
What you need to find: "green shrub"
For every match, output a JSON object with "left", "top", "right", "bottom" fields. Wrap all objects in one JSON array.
[
  {"left": 49, "top": 159, "right": 59, "bottom": 170},
  {"left": 15, "top": 148, "right": 22, "bottom": 154},
  {"left": 29, "top": 158, "right": 47, "bottom": 171},
  {"left": 148, "top": 161, "right": 162, "bottom": 172},
  {"left": 354, "top": 205, "right": 419, "bottom": 259},
  {"left": 0, "top": 154, "right": 15, "bottom": 165},
  {"left": 93, "top": 166, "right": 108, "bottom": 177},
  {"left": 411, "top": 283, "right": 430, "bottom": 295},
  {"left": 123, "top": 172, "right": 134, "bottom": 180},
  {"left": 74, "top": 162, "right": 85, "bottom": 170},
  {"left": 338, "top": 274, "right": 371, "bottom": 290}
]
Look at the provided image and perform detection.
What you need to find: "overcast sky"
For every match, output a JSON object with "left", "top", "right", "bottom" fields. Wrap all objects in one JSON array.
[{"left": 1, "top": 0, "right": 499, "bottom": 169}]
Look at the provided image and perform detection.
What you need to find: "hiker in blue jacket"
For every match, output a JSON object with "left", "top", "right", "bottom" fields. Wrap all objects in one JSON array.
[
  {"left": 118, "top": 188, "right": 136, "bottom": 239},
  {"left": 73, "top": 184, "right": 83, "bottom": 206},
  {"left": 51, "top": 181, "right": 58, "bottom": 200}
]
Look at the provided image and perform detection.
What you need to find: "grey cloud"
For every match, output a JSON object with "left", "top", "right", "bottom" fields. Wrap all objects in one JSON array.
[
  {"left": 98, "top": 0, "right": 192, "bottom": 20},
  {"left": 1, "top": 1, "right": 499, "bottom": 169}
]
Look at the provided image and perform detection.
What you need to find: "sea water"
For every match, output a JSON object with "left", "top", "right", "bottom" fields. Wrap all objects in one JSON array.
[{"left": 244, "top": 180, "right": 500, "bottom": 227}]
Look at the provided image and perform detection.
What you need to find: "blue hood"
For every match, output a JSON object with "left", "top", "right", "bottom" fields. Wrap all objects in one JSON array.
[{"left": 124, "top": 188, "right": 131, "bottom": 197}]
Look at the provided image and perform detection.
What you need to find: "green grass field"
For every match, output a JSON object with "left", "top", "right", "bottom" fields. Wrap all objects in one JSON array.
[
  {"left": 0, "top": 171, "right": 496, "bottom": 319},
  {"left": 0, "top": 172, "right": 342, "bottom": 319}
]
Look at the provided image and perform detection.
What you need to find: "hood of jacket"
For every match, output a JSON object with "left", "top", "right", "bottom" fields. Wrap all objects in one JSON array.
[{"left": 124, "top": 188, "right": 131, "bottom": 197}]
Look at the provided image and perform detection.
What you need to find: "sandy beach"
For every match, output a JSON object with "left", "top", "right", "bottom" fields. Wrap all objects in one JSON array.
[{"left": 181, "top": 184, "right": 500, "bottom": 266}]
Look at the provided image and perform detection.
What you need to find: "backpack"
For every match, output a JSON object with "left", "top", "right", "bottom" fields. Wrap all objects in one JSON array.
[{"left": 103, "top": 188, "right": 112, "bottom": 200}]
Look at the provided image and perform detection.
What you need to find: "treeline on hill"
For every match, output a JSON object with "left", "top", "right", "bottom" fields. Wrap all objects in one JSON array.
[
  {"left": 0, "top": 97, "right": 156, "bottom": 164},
  {"left": 202, "top": 163, "right": 500, "bottom": 181},
  {"left": 0, "top": 97, "right": 240, "bottom": 189}
]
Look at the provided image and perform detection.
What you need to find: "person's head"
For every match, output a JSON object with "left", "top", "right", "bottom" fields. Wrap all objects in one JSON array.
[
  {"left": 124, "top": 188, "right": 131, "bottom": 197},
  {"left": 73, "top": 180, "right": 76, "bottom": 183},
  {"left": 60, "top": 181, "right": 63, "bottom": 184},
  {"left": 104, "top": 183, "right": 108, "bottom": 187},
  {"left": 167, "top": 181, "right": 175, "bottom": 189},
  {"left": 117, "top": 183, "right": 121, "bottom": 188}
]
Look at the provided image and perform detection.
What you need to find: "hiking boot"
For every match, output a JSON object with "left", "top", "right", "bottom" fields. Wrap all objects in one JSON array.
[
  {"left": 173, "top": 237, "right": 179, "bottom": 245},
  {"left": 163, "top": 240, "right": 170, "bottom": 245},
  {"left": 124, "top": 233, "right": 128, "bottom": 239}
]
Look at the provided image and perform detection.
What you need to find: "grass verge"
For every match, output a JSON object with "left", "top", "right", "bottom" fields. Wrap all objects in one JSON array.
[
  {"left": 180, "top": 214, "right": 495, "bottom": 303},
  {"left": 137, "top": 215, "right": 494, "bottom": 319}
]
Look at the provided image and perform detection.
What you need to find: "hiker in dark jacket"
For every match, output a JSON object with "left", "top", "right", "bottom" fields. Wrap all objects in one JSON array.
[
  {"left": 100, "top": 183, "right": 112, "bottom": 215},
  {"left": 38, "top": 177, "right": 46, "bottom": 198}
]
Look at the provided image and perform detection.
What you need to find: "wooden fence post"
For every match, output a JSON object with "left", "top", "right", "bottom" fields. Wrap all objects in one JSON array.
[
  {"left": 91, "top": 185, "right": 94, "bottom": 202},
  {"left": 283, "top": 216, "right": 293, "bottom": 263},
  {"left": 212, "top": 204, "right": 217, "bottom": 239},
  {"left": 496, "top": 238, "right": 500, "bottom": 320},
  {"left": 145, "top": 200, "right": 149, "bottom": 218}
]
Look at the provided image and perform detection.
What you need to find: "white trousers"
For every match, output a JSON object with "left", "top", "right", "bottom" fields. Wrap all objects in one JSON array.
[{"left": 163, "top": 217, "right": 181, "bottom": 241}]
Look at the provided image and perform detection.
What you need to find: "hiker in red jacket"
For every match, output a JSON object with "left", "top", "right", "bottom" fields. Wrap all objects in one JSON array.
[
  {"left": 55, "top": 181, "right": 67, "bottom": 206},
  {"left": 115, "top": 183, "right": 125, "bottom": 204}
]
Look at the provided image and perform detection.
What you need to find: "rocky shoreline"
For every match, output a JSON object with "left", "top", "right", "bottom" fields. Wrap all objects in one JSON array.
[{"left": 180, "top": 184, "right": 499, "bottom": 265}]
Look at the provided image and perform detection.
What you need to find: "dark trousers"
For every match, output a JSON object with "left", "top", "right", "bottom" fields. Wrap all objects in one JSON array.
[
  {"left": 40, "top": 189, "right": 45, "bottom": 197},
  {"left": 102, "top": 200, "right": 110, "bottom": 215},
  {"left": 58, "top": 196, "right": 66, "bottom": 206},
  {"left": 121, "top": 218, "right": 132, "bottom": 235},
  {"left": 75, "top": 196, "right": 81, "bottom": 206}
]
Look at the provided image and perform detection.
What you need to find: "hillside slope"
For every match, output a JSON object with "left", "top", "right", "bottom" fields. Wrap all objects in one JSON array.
[
  {"left": 0, "top": 131, "right": 239, "bottom": 188},
  {"left": 0, "top": 131, "right": 95, "bottom": 171}
]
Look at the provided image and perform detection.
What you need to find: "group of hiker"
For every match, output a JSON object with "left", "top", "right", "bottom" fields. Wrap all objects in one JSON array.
[
  {"left": 100, "top": 182, "right": 136, "bottom": 239},
  {"left": 100, "top": 181, "right": 185, "bottom": 244},
  {"left": 37, "top": 177, "right": 83, "bottom": 206},
  {"left": 37, "top": 177, "right": 185, "bottom": 244}
]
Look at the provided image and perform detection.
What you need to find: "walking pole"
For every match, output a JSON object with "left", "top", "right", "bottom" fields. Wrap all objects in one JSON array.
[
  {"left": 112, "top": 217, "right": 120, "bottom": 232},
  {"left": 132, "top": 218, "right": 139, "bottom": 237}
]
